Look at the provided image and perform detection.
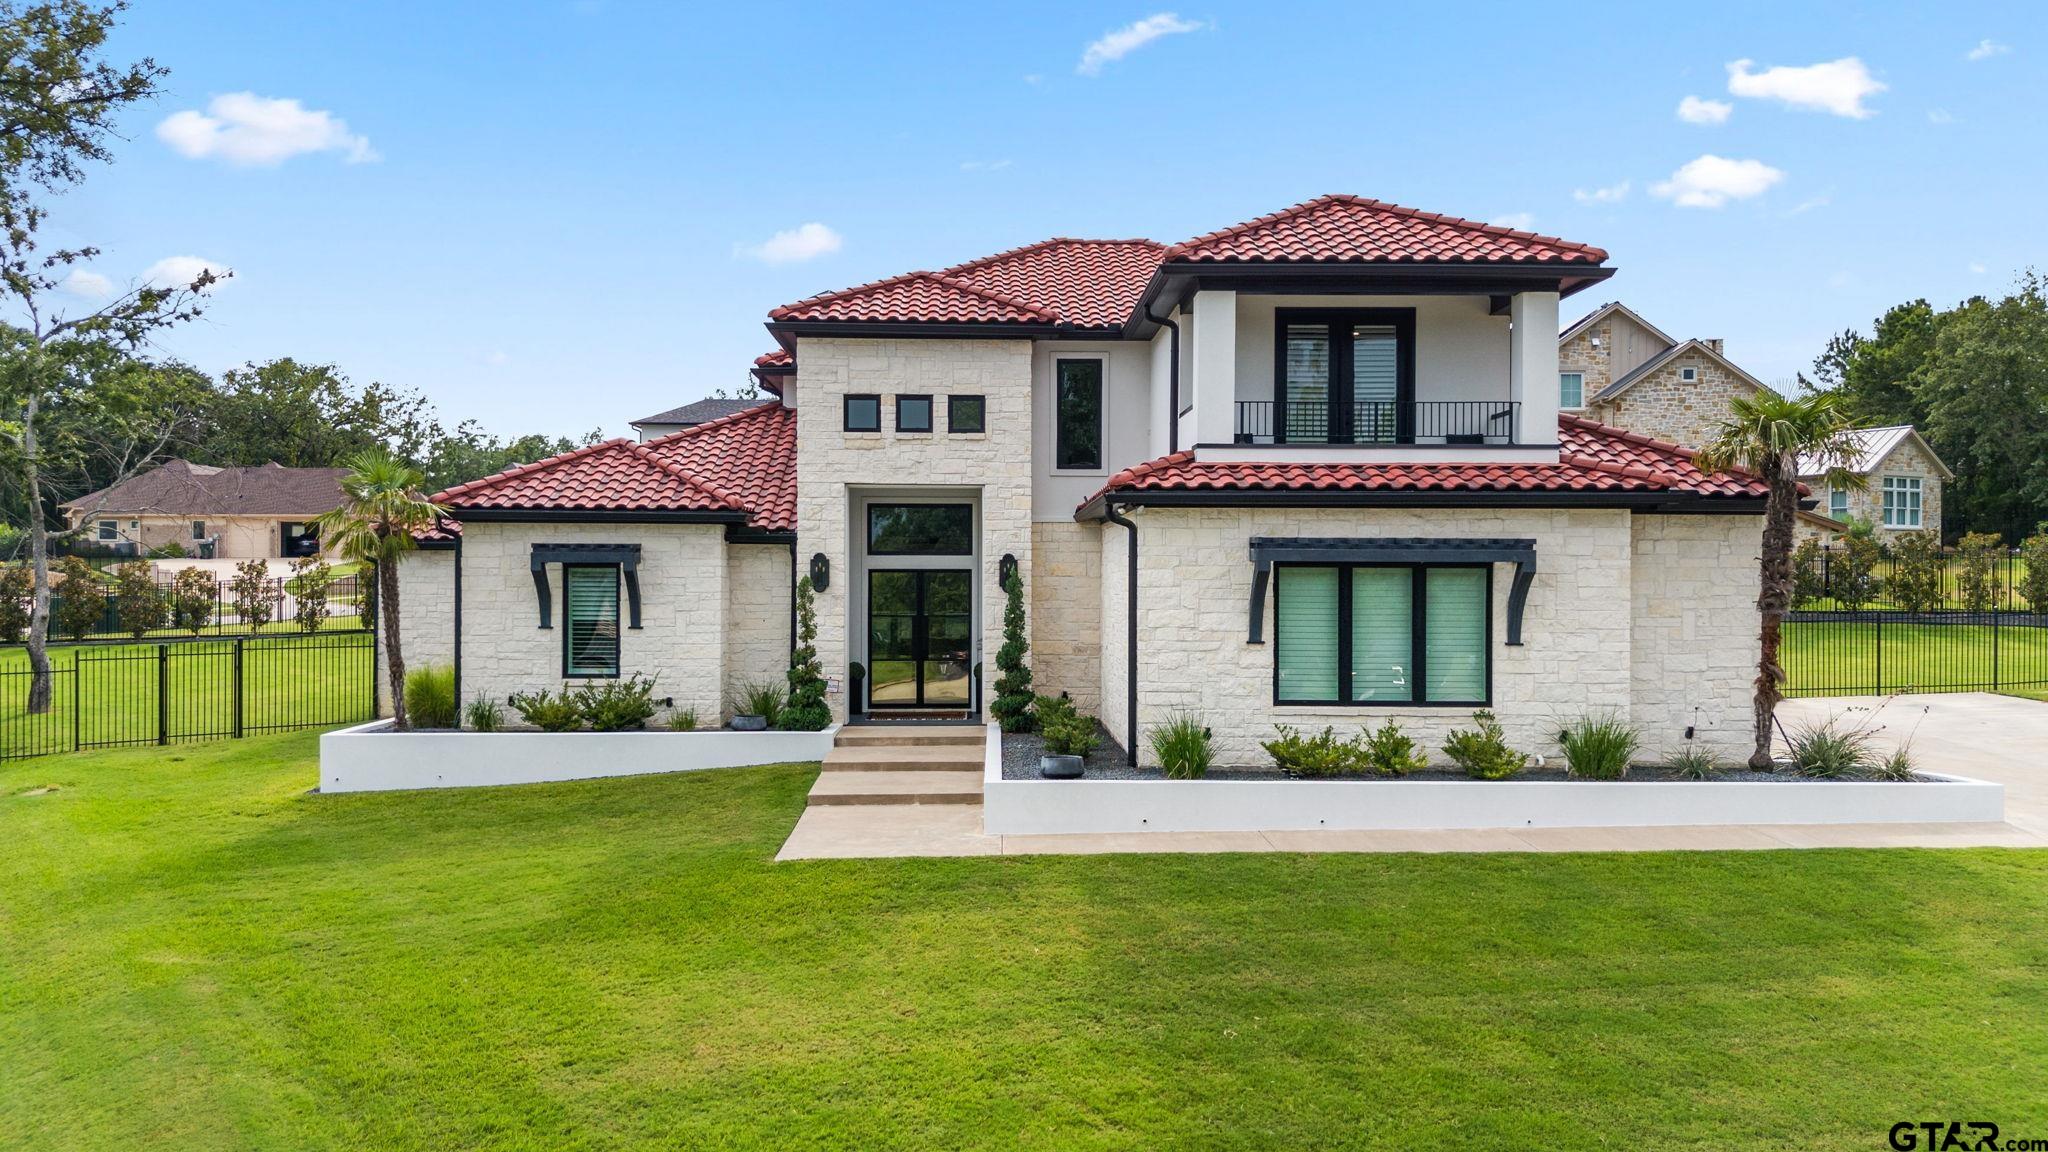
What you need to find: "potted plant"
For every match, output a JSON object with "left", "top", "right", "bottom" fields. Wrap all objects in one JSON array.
[
  {"left": 729, "top": 678, "right": 784, "bottom": 731},
  {"left": 1035, "top": 694, "right": 1098, "bottom": 779}
]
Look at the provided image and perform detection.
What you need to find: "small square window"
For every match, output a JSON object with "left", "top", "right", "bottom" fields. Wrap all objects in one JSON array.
[
  {"left": 843, "top": 394, "right": 881, "bottom": 432},
  {"left": 1680, "top": 366, "right": 1698, "bottom": 382},
  {"left": 948, "top": 395, "right": 986, "bottom": 434},
  {"left": 896, "top": 394, "right": 933, "bottom": 433}
]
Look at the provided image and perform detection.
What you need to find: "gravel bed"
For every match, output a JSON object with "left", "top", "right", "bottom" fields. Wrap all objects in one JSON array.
[{"left": 999, "top": 730, "right": 1931, "bottom": 783}]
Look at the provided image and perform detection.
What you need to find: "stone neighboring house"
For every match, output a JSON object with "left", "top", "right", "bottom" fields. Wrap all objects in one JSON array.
[
  {"left": 1795, "top": 425, "right": 1953, "bottom": 541},
  {"left": 390, "top": 194, "right": 1778, "bottom": 764},
  {"left": 62, "top": 459, "right": 347, "bottom": 560},
  {"left": 1557, "top": 301, "right": 1772, "bottom": 450}
]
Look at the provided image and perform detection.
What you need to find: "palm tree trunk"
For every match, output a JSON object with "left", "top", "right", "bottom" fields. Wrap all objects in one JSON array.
[
  {"left": 22, "top": 386, "right": 53, "bottom": 715},
  {"left": 1751, "top": 460, "right": 1798, "bottom": 768},
  {"left": 378, "top": 547, "right": 409, "bottom": 730}
]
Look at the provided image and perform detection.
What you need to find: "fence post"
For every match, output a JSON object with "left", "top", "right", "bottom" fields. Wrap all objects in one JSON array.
[
  {"left": 232, "top": 637, "right": 245, "bottom": 739},
  {"left": 156, "top": 642, "right": 169, "bottom": 745},
  {"left": 70, "top": 650, "right": 80, "bottom": 754},
  {"left": 1874, "top": 613, "right": 1883, "bottom": 694}
]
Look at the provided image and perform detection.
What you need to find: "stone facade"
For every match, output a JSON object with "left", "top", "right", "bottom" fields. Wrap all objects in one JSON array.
[
  {"left": 1585, "top": 353, "right": 1760, "bottom": 452},
  {"left": 1628, "top": 515, "right": 1762, "bottom": 761},
  {"left": 379, "top": 549, "right": 455, "bottom": 715},
  {"left": 792, "top": 337, "right": 1035, "bottom": 722},
  {"left": 1558, "top": 318, "right": 1612, "bottom": 396},
  {"left": 1099, "top": 517, "right": 1130, "bottom": 752},
  {"left": 1807, "top": 437, "right": 1946, "bottom": 539},
  {"left": 1030, "top": 520, "right": 1102, "bottom": 715},
  {"left": 725, "top": 542, "right": 792, "bottom": 722}
]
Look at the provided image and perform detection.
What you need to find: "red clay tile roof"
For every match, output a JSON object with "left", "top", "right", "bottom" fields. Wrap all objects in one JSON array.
[
  {"left": 432, "top": 439, "right": 746, "bottom": 515},
  {"left": 754, "top": 348, "right": 792, "bottom": 368},
  {"left": 641, "top": 402, "right": 797, "bottom": 533},
  {"left": 940, "top": 238, "right": 1165, "bottom": 329},
  {"left": 1164, "top": 194, "right": 1608, "bottom": 265},
  {"left": 769, "top": 271, "right": 1060, "bottom": 325},
  {"left": 1081, "top": 414, "right": 1768, "bottom": 511}
]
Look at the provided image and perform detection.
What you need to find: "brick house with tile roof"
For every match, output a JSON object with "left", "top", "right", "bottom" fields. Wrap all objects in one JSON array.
[{"left": 390, "top": 195, "right": 1774, "bottom": 766}]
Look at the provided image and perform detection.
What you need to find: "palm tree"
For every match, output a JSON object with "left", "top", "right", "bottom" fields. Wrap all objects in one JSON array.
[
  {"left": 313, "top": 448, "right": 441, "bottom": 729},
  {"left": 1697, "top": 391, "right": 1862, "bottom": 769}
]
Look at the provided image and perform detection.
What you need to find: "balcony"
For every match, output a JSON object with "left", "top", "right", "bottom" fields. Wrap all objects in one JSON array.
[{"left": 1233, "top": 400, "right": 1522, "bottom": 446}]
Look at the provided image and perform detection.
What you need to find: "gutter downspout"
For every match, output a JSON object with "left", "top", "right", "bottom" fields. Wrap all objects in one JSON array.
[
  {"left": 788, "top": 541, "right": 798, "bottom": 660},
  {"left": 1101, "top": 500, "right": 1140, "bottom": 766},
  {"left": 1144, "top": 303, "right": 1182, "bottom": 454},
  {"left": 450, "top": 521, "right": 463, "bottom": 713}
]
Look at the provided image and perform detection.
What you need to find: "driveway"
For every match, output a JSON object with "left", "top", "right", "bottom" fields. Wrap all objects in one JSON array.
[{"left": 150, "top": 557, "right": 297, "bottom": 579}]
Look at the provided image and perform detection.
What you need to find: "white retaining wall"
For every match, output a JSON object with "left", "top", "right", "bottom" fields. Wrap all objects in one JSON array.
[{"left": 320, "top": 721, "right": 838, "bottom": 793}]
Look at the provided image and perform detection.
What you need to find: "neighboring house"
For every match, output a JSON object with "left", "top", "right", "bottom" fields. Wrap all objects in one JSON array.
[
  {"left": 628, "top": 397, "right": 763, "bottom": 442},
  {"left": 1795, "top": 425, "right": 1953, "bottom": 541},
  {"left": 62, "top": 460, "right": 348, "bottom": 559},
  {"left": 1557, "top": 301, "right": 1771, "bottom": 450},
  {"left": 392, "top": 194, "right": 1774, "bottom": 764}
]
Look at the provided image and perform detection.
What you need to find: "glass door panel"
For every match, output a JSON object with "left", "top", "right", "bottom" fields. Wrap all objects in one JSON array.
[
  {"left": 867, "top": 571, "right": 919, "bottom": 705},
  {"left": 867, "top": 569, "right": 973, "bottom": 708},
  {"left": 921, "top": 571, "right": 972, "bottom": 706}
]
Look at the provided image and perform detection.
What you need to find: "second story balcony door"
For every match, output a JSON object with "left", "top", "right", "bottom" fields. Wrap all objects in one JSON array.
[{"left": 1278, "top": 308, "right": 1414, "bottom": 445}]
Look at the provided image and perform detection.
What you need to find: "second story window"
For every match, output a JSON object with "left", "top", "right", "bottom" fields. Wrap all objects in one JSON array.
[
  {"left": 1277, "top": 309, "right": 1415, "bottom": 444},
  {"left": 948, "top": 395, "right": 985, "bottom": 434},
  {"left": 1828, "top": 488, "right": 1849, "bottom": 519},
  {"left": 1054, "top": 358, "right": 1102, "bottom": 471},
  {"left": 1882, "top": 475, "right": 1922, "bottom": 529},
  {"left": 844, "top": 394, "right": 881, "bottom": 432},
  {"left": 1559, "top": 372, "right": 1584, "bottom": 409},
  {"left": 896, "top": 394, "right": 933, "bottom": 433}
]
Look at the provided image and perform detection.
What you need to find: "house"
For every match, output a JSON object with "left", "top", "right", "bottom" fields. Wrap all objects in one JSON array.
[
  {"left": 1556, "top": 301, "right": 1773, "bottom": 450},
  {"left": 1795, "top": 425, "right": 1953, "bottom": 540},
  {"left": 629, "top": 397, "right": 765, "bottom": 442},
  {"left": 392, "top": 194, "right": 1773, "bottom": 765},
  {"left": 62, "top": 460, "right": 348, "bottom": 559}
]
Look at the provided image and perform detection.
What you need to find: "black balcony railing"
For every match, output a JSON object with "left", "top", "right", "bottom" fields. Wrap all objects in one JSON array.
[{"left": 1233, "top": 400, "right": 1521, "bottom": 445}]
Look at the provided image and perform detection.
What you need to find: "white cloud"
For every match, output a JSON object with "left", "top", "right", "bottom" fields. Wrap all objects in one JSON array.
[
  {"left": 1022, "top": 73, "right": 1044, "bottom": 86},
  {"left": 1969, "top": 261, "right": 1989, "bottom": 275},
  {"left": 960, "top": 158, "right": 1014, "bottom": 172},
  {"left": 1650, "top": 155, "right": 1785, "bottom": 208},
  {"left": 1676, "top": 95, "right": 1733, "bottom": 125},
  {"left": 1726, "top": 57, "right": 1885, "bottom": 119},
  {"left": 1927, "top": 108, "right": 1957, "bottom": 124},
  {"left": 59, "top": 269, "right": 112, "bottom": 299},
  {"left": 1493, "top": 212, "right": 1536, "bottom": 231},
  {"left": 735, "top": 222, "right": 842, "bottom": 264},
  {"left": 1572, "top": 180, "right": 1630, "bottom": 205},
  {"left": 142, "top": 256, "right": 232, "bottom": 291},
  {"left": 156, "top": 92, "right": 378, "bottom": 166},
  {"left": 484, "top": 350, "right": 511, "bottom": 367},
  {"left": 1787, "top": 194, "right": 1831, "bottom": 215},
  {"left": 1077, "top": 13, "right": 1207, "bottom": 75},
  {"left": 1966, "top": 39, "right": 2010, "bottom": 61}
]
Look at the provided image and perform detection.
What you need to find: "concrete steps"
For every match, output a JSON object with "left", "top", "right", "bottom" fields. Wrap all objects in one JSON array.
[
  {"left": 806, "top": 770, "right": 984, "bottom": 806},
  {"left": 822, "top": 744, "right": 984, "bottom": 773},
  {"left": 834, "top": 726, "right": 983, "bottom": 749},
  {"left": 806, "top": 724, "right": 989, "bottom": 809}
]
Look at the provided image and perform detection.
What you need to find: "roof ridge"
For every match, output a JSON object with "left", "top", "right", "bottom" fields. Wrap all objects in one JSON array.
[
  {"left": 1165, "top": 193, "right": 1609, "bottom": 262},
  {"left": 922, "top": 271, "right": 1062, "bottom": 321},
  {"left": 430, "top": 437, "right": 636, "bottom": 503},
  {"left": 621, "top": 441, "right": 747, "bottom": 511},
  {"left": 768, "top": 268, "right": 1060, "bottom": 323},
  {"left": 766, "top": 269, "right": 935, "bottom": 319},
  {"left": 940, "top": 236, "right": 1166, "bottom": 277}
]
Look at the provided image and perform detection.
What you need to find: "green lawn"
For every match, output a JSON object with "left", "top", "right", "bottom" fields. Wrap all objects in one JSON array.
[
  {"left": 4, "top": 736, "right": 2047, "bottom": 1149},
  {"left": 1783, "top": 619, "right": 2048, "bottom": 696}
]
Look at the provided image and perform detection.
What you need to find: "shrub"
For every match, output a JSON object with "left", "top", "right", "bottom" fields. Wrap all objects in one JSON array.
[
  {"left": 779, "top": 576, "right": 831, "bottom": 731},
  {"left": 230, "top": 559, "right": 279, "bottom": 629},
  {"left": 1785, "top": 720, "right": 1875, "bottom": 779},
  {"left": 404, "top": 664, "right": 457, "bottom": 728},
  {"left": 147, "top": 540, "right": 187, "bottom": 559},
  {"left": 290, "top": 557, "right": 334, "bottom": 633},
  {"left": 1361, "top": 719, "right": 1429, "bottom": 777},
  {"left": 1955, "top": 531, "right": 2005, "bottom": 613},
  {"left": 573, "top": 672, "right": 661, "bottom": 731},
  {"left": 667, "top": 707, "right": 699, "bottom": 732},
  {"left": 0, "top": 565, "right": 32, "bottom": 644},
  {"left": 1888, "top": 533, "right": 1943, "bottom": 614},
  {"left": 1666, "top": 746, "right": 1719, "bottom": 780},
  {"left": 2020, "top": 534, "right": 2048, "bottom": 615},
  {"left": 1791, "top": 538, "right": 1826, "bottom": 608},
  {"left": 508, "top": 687, "right": 583, "bottom": 731},
  {"left": 1833, "top": 528, "right": 1884, "bottom": 610},
  {"left": 1556, "top": 712, "right": 1641, "bottom": 780},
  {"left": 464, "top": 696, "right": 503, "bottom": 732},
  {"left": 53, "top": 557, "right": 106, "bottom": 640},
  {"left": 1147, "top": 712, "right": 1212, "bottom": 779},
  {"left": 1869, "top": 743, "right": 1918, "bottom": 782},
  {"left": 1443, "top": 710, "right": 1528, "bottom": 780},
  {"left": 731, "top": 678, "right": 784, "bottom": 725},
  {"left": 1261, "top": 725, "right": 1365, "bottom": 778},
  {"left": 990, "top": 573, "right": 1036, "bottom": 733},
  {"left": 1034, "top": 694, "right": 1099, "bottom": 759},
  {"left": 112, "top": 561, "right": 166, "bottom": 638},
  {"left": 170, "top": 568, "right": 217, "bottom": 635}
]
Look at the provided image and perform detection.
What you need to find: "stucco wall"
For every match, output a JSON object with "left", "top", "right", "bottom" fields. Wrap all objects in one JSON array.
[
  {"left": 1628, "top": 515, "right": 1762, "bottom": 762},
  {"left": 64, "top": 512, "right": 337, "bottom": 559},
  {"left": 1810, "top": 438, "right": 1946, "bottom": 537},
  {"left": 1587, "top": 354, "right": 1760, "bottom": 452},
  {"left": 1030, "top": 520, "right": 1101, "bottom": 714},
  {"left": 792, "top": 337, "right": 1034, "bottom": 722},
  {"left": 379, "top": 548, "right": 455, "bottom": 716},
  {"left": 1030, "top": 340, "right": 1154, "bottom": 521},
  {"left": 725, "top": 542, "right": 791, "bottom": 721},
  {"left": 1116, "top": 505, "right": 1637, "bottom": 768},
  {"left": 1233, "top": 295, "right": 1511, "bottom": 407}
]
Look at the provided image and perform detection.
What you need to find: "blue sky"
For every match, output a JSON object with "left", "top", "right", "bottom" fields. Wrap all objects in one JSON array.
[{"left": 39, "top": 1, "right": 2048, "bottom": 438}]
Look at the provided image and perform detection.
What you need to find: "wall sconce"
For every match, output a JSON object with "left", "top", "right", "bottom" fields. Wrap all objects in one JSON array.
[
  {"left": 998, "top": 553, "right": 1018, "bottom": 590},
  {"left": 809, "top": 552, "right": 830, "bottom": 591}
]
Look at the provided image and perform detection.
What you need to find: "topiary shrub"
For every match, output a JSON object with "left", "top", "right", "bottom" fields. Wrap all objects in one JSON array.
[
  {"left": 403, "top": 664, "right": 457, "bottom": 728},
  {"left": 1955, "top": 531, "right": 2005, "bottom": 613},
  {"left": 170, "top": 567, "right": 217, "bottom": 635},
  {"left": 990, "top": 573, "right": 1035, "bottom": 732},
  {"left": 779, "top": 576, "right": 831, "bottom": 730},
  {"left": 1034, "top": 694, "right": 1098, "bottom": 759},
  {"left": 53, "top": 557, "right": 107, "bottom": 640},
  {"left": 1888, "top": 532, "right": 1943, "bottom": 615},
  {"left": 0, "top": 565, "right": 31, "bottom": 644},
  {"left": 2020, "top": 533, "right": 2048, "bottom": 615},
  {"left": 1443, "top": 710, "right": 1529, "bottom": 780}
]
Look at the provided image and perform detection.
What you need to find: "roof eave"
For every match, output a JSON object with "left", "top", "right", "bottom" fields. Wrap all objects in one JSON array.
[
  {"left": 1123, "top": 261, "right": 1616, "bottom": 338},
  {"left": 1076, "top": 486, "right": 1760, "bottom": 521}
]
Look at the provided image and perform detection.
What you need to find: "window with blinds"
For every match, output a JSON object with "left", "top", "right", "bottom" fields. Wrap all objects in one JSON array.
[
  {"left": 564, "top": 564, "right": 621, "bottom": 677},
  {"left": 1276, "top": 310, "right": 1413, "bottom": 445},
  {"left": 1352, "top": 325, "right": 1399, "bottom": 443},
  {"left": 1273, "top": 564, "right": 1488, "bottom": 705},
  {"left": 1282, "top": 324, "right": 1332, "bottom": 442}
]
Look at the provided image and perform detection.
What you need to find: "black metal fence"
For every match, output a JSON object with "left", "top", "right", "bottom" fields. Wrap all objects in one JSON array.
[
  {"left": 0, "top": 567, "right": 368, "bottom": 645},
  {"left": 1785, "top": 542, "right": 2048, "bottom": 697},
  {"left": 0, "top": 631, "right": 376, "bottom": 760}
]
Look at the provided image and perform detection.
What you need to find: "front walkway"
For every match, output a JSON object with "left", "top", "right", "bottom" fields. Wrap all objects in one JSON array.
[{"left": 776, "top": 694, "right": 2048, "bottom": 859}]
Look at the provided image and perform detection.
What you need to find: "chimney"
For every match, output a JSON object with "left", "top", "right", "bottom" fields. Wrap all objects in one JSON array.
[{"left": 1703, "top": 338, "right": 1724, "bottom": 354}]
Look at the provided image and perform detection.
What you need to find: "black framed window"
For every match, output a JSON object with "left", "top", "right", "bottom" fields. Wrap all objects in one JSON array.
[
  {"left": 868, "top": 503, "right": 973, "bottom": 555},
  {"left": 896, "top": 394, "right": 933, "bottom": 432},
  {"left": 948, "top": 394, "right": 985, "bottom": 434},
  {"left": 191, "top": 520, "right": 207, "bottom": 540},
  {"left": 98, "top": 520, "right": 117, "bottom": 541},
  {"left": 1273, "top": 563, "right": 1489, "bottom": 706},
  {"left": 843, "top": 394, "right": 881, "bottom": 432},
  {"left": 1276, "top": 308, "right": 1415, "bottom": 444},
  {"left": 563, "top": 564, "right": 621, "bottom": 678},
  {"left": 1054, "top": 358, "right": 1103, "bottom": 470}
]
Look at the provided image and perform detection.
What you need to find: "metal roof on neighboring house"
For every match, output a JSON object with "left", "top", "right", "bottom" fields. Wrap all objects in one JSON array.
[
  {"left": 61, "top": 459, "right": 348, "bottom": 517},
  {"left": 1797, "top": 425, "right": 1955, "bottom": 480}
]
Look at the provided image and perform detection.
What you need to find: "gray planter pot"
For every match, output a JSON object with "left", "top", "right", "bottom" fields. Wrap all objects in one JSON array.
[
  {"left": 1039, "top": 753, "right": 1084, "bottom": 779},
  {"left": 729, "top": 715, "right": 768, "bottom": 732}
]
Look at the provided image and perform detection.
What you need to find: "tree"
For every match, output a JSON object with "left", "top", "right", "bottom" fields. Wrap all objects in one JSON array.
[
  {"left": 2020, "top": 532, "right": 2048, "bottom": 615},
  {"left": 0, "top": 1, "right": 213, "bottom": 712},
  {"left": 990, "top": 572, "right": 1035, "bottom": 732},
  {"left": 229, "top": 558, "right": 276, "bottom": 629},
  {"left": 1833, "top": 521, "right": 1883, "bottom": 611},
  {"left": 1955, "top": 531, "right": 2006, "bottom": 614},
  {"left": 778, "top": 575, "right": 830, "bottom": 731},
  {"left": 417, "top": 420, "right": 602, "bottom": 494},
  {"left": 290, "top": 555, "right": 332, "bottom": 633},
  {"left": 0, "top": 561, "right": 28, "bottom": 641},
  {"left": 1698, "top": 391, "right": 1861, "bottom": 769},
  {"left": 1888, "top": 532, "right": 1944, "bottom": 615},
  {"left": 194, "top": 358, "right": 436, "bottom": 468},
  {"left": 110, "top": 557, "right": 160, "bottom": 637},
  {"left": 1811, "top": 300, "right": 1938, "bottom": 429},
  {"left": 168, "top": 566, "right": 214, "bottom": 634},
  {"left": 49, "top": 553, "right": 99, "bottom": 638},
  {"left": 312, "top": 448, "right": 440, "bottom": 729}
]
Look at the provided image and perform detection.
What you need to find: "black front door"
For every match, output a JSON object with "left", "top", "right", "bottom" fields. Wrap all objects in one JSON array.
[{"left": 867, "top": 569, "right": 972, "bottom": 708}]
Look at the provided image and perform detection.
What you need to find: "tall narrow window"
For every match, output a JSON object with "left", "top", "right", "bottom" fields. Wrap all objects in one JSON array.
[
  {"left": 191, "top": 520, "right": 208, "bottom": 540},
  {"left": 1281, "top": 324, "right": 1332, "bottom": 443},
  {"left": 1352, "top": 324, "right": 1400, "bottom": 442},
  {"left": 1882, "top": 475, "right": 1922, "bottom": 528},
  {"left": 1828, "top": 488, "right": 1849, "bottom": 520},
  {"left": 1055, "top": 358, "right": 1102, "bottom": 470},
  {"left": 1350, "top": 568, "right": 1412, "bottom": 702},
  {"left": 1273, "top": 563, "right": 1489, "bottom": 706},
  {"left": 563, "top": 564, "right": 621, "bottom": 677},
  {"left": 1275, "top": 567, "right": 1340, "bottom": 702},
  {"left": 1276, "top": 309, "right": 1414, "bottom": 445},
  {"left": 1559, "top": 372, "right": 1584, "bottom": 409},
  {"left": 1424, "top": 569, "right": 1488, "bottom": 703}
]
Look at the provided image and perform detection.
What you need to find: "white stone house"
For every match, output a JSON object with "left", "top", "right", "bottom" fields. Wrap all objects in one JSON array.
[
  {"left": 1795, "top": 425, "right": 1953, "bottom": 541},
  {"left": 389, "top": 195, "right": 1774, "bottom": 764}
]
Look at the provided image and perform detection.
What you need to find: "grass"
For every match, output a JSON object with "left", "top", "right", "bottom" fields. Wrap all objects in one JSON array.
[
  {"left": 1782, "top": 619, "right": 2048, "bottom": 697},
  {"left": 5, "top": 737, "right": 2048, "bottom": 1149}
]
